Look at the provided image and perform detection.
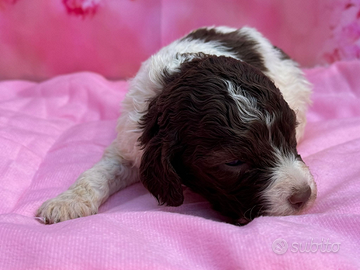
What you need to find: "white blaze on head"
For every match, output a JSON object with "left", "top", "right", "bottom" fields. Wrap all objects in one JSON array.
[{"left": 224, "top": 80, "right": 263, "bottom": 122}]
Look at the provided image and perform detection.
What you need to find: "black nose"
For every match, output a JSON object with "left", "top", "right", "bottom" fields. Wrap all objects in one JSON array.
[{"left": 288, "top": 186, "right": 311, "bottom": 209}]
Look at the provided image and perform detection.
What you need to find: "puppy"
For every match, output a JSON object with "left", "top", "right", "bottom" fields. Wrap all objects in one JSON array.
[{"left": 37, "top": 26, "right": 317, "bottom": 225}]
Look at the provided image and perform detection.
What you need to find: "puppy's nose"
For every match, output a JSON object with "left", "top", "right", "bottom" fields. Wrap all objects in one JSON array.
[{"left": 288, "top": 186, "right": 311, "bottom": 209}]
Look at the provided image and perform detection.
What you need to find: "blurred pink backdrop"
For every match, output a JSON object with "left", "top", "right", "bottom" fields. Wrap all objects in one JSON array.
[{"left": 0, "top": 0, "right": 359, "bottom": 81}]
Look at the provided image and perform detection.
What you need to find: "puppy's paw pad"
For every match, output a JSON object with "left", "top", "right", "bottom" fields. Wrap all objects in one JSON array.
[{"left": 36, "top": 193, "right": 98, "bottom": 224}]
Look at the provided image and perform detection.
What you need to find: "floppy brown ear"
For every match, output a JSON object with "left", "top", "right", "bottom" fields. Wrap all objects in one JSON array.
[{"left": 139, "top": 136, "right": 184, "bottom": 206}]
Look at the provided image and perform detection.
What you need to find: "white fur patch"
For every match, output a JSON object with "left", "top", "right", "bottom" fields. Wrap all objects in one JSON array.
[{"left": 263, "top": 151, "right": 317, "bottom": 216}]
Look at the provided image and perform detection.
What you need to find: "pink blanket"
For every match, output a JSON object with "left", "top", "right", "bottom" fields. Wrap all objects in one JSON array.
[{"left": 1, "top": 61, "right": 360, "bottom": 269}]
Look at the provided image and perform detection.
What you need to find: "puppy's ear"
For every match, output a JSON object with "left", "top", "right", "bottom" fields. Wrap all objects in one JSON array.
[
  {"left": 139, "top": 136, "right": 184, "bottom": 206},
  {"left": 138, "top": 98, "right": 184, "bottom": 206}
]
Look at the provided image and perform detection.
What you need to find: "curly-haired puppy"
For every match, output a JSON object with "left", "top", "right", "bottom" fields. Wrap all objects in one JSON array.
[{"left": 37, "top": 26, "right": 317, "bottom": 225}]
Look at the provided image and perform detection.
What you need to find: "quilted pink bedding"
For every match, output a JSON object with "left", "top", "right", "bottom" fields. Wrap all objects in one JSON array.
[{"left": 0, "top": 60, "right": 360, "bottom": 269}]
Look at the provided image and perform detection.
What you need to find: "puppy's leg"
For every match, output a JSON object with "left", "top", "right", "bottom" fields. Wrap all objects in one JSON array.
[{"left": 36, "top": 141, "right": 139, "bottom": 224}]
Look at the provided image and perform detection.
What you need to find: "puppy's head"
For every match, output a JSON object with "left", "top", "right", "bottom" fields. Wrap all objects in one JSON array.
[{"left": 139, "top": 55, "right": 316, "bottom": 224}]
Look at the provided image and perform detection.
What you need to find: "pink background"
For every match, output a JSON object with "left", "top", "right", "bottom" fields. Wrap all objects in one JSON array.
[{"left": 0, "top": 0, "right": 360, "bottom": 81}]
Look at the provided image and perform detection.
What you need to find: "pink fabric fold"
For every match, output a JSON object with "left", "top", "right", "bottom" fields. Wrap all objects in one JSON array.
[{"left": 1, "top": 61, "right": 360, "bottom": 269}]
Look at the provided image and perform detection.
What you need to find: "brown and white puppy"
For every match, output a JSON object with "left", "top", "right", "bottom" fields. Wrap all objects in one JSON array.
[{"left": 37, "top": 26, "right": 317, "bottom": 225}]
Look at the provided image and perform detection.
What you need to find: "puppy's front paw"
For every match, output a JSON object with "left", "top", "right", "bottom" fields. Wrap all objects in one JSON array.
[{"left": 36, "top": 191, "right": 98, "bottom": 224}]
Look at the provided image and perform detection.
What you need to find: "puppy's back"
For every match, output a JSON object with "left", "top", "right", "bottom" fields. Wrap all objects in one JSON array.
[{"left": 115, "top": 26, "right": 311, "bottom": 166}]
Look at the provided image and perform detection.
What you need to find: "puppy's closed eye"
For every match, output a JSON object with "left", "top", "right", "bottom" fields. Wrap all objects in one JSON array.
[
  {"left": 225, "top": 160, "right": 244, "bottom": 166},
  {"left": 220, "top": 159, "right": 250, "bottom": 175}
]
